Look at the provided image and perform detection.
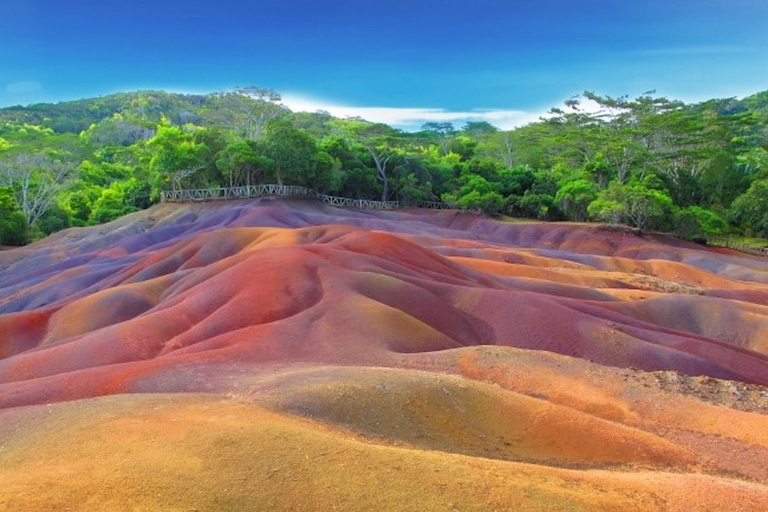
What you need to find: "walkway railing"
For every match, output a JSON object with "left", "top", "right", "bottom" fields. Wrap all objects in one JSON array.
[
  {"left": 160, "top": 184, "right": 453, "bottom": 212},
  {"left": 159, "top": 186, "right": 768, "bottom": 257},
  {"left": 161, "top": 185, "right": 316, "bottom": 203},
  {"left": 316, "top": 194, "right": 398, "bottom": 210},
  {"left": 706, "top": 236, "right": 768, "bottom": 257}
]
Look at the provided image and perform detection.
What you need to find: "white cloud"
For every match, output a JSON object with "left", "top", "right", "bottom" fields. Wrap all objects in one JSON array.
[
  {"left": 281, "top": 93, "right": 545, "bottom": 131},
  {"left": 5, "top": 81, "right": 43, "bottom": 94}
]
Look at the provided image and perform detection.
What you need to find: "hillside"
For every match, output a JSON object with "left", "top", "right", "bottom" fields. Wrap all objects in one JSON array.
[
  {"left": 0, "top": 91, "right": 212, "bottom": 133},
  {"left": 2, "top": 88, "right": 767, "bottom": 135},
  {"left": 1, "top": 199, "right": 766, "bottom": 510}
]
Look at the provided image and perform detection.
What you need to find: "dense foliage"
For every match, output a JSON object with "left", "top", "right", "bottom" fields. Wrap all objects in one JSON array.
[{"left": 1, "top": 87, "right": 767, "bottom": 246}]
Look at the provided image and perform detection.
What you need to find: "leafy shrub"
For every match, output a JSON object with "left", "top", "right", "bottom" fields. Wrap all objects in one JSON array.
[
  {"left": 675, "top": 206, "right": 727, "bottom": 240},
  {"left": 0, "top": 187, "right": 28, "bottom": 245}
]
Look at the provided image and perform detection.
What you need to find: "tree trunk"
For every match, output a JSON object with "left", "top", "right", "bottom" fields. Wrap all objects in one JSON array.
[
  {"left": 380, "top": 174, "right": 389, "bottom": 202},
  {"left": 368, "top": 147, "right": 391, "bottom": 202}
]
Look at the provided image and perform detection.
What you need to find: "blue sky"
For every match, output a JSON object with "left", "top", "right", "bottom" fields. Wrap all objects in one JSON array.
[{"left": 2, "top": 0, "right": 768, "bottom": 129}]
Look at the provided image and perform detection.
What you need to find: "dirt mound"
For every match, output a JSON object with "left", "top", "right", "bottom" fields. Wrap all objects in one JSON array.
[
  {"left": 256, "top": 366, "right": 693, "bottom": 468},
  {"left": 1, "top": 394, "right": 766, "bottom": 512},
  {"left": 1, "top": 199, "right": 767, "bottom": 509}
]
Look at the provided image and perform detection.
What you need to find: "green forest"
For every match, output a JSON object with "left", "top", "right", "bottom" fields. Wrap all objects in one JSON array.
[{"left": 1, "top": 86, "right": 767, "bottom": 246}]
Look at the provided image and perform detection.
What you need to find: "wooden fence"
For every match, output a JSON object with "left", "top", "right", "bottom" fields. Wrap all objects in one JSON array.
[
  {"left": 160, "top": 186, "right": 767, "bottom": 257},
  {"left": 161, "top": 185, "right": 317, "bottom": 203},
  {"left": 706, "top": 237, "right": 768, "bottom": 257},
  {"left": 160, "top": 184, "right": 454, "bottom": 212}
]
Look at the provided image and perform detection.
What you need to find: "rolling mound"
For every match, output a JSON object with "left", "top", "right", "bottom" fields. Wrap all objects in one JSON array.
[{"left": 1, "top": 198, "right": 767, "bottom": 511}]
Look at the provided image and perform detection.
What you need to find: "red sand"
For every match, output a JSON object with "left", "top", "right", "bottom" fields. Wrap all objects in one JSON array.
[{"left": 1, "top": 198, "right": 767, "bottom": 510}]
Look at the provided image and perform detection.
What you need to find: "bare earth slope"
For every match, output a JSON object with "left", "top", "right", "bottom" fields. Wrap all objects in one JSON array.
[{"left": 1, "top": 198, "right": 767, "bottom": 511}]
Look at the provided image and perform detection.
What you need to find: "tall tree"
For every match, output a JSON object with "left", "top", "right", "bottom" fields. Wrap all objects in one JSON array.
[
  {"left": 332, "top": 119, "right": 404, "bottom": 201},
  {"left": 461, "top": 121, "right": 499, "bottom": 138},
  {"left": 262, "top": 118, "right": 319, "bottom": 187},
  {"left": 0, "top": 186, "right": 28, "bottom": 245},
  {"left": 216, "top": 140, "right": 272, "bottom": 187},
  {"left": 555, "top": 179, "right": 598, "bottom": 221},
  {"left": 729, "top": 179, "right": 768, "bottom": 236},
  {"left": 208, "top": 86, "right": 286, "bottom": 140},
  {"left": 421, "top": 122, "right": 456, "bottom": 155},
  {"left": 0, "top": 152, "right": 77, "bottom": 227},
  {"left": 147, "top": 119, "right": 207, "bottom": 191}
]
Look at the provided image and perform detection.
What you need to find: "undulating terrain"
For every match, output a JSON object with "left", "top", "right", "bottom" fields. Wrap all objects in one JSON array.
[{"left": 1, "top": 198, "right": 767, "bottom": 511}]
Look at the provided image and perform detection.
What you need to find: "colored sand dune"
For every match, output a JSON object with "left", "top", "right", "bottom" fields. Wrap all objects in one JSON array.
[{"left": 1, "top": 198, "right": 767, "bottom": 511}]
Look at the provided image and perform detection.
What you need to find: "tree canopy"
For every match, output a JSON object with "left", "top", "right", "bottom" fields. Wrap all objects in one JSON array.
[{"left": 1, "top": 86, "right": 767, "bottom": 246}]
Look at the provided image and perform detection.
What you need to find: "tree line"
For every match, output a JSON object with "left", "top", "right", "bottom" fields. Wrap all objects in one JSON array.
[{"left": 1, "top": 86, "right": 767, "bottom": 246}]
